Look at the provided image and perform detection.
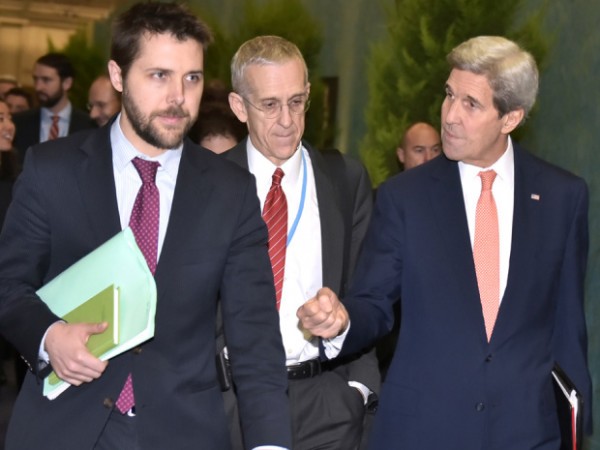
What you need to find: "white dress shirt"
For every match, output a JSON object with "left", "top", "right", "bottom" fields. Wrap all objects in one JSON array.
[
  {"left": 110, "top": 115, "right": 181, "bottom": 257},
  {"left": 247, "top": 140, "right": 323, "bottom": 364},
  {"left": 246, "top": 139, "right": 368, "bottom": 408}
]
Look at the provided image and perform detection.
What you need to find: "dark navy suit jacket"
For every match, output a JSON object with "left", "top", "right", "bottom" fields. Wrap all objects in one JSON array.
[
  {"left": 0, "top": 124, "right": 291, "bottom": 449},
  {"left": 341, "top": 143, "right": 591, "bottom": 450}
]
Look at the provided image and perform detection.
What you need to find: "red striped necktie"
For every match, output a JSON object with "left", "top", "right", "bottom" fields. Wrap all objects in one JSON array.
[
  {"left": 48, "top": 115, "right": 59, "bottom": 140},
  {"left": 262, "top": 168, "right": 288, "bottom": 310}
]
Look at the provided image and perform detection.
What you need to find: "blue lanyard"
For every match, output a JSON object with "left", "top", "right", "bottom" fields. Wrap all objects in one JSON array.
[{"left": 286, "top": 149, "right": 307, "bottom": 246}]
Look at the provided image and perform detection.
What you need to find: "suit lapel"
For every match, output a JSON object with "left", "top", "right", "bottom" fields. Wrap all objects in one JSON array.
[
  {"left": 225, "top": 140, "right": 250, "bottom": 169},
  {"left": 429, "top": 157, "right": 488, "bottom": 343},
  {"left": 75, "top": 127, "right": 121, "bottom": 246},
  {"left": 491, "top": 145, "right": 542, "bottom": 347},
  {"left": 34, "top": 110, "right": 42, "bottom": 140},
  {"left": 155, "top": 141, "right": 213, "bottom": 286},
  {"left": 307, "top": 145, "right": 344, "bottom": 291}
]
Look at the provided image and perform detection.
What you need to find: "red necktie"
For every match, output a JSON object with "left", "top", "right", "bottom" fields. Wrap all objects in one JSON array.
[
  {"left": 473, "top": 170, "right": 499, "bottom": 341},
  {"left": 115, "top": 157, "right": 160, "bottom": 413},
  {"left": 262, "top": 168, "right": 287, "bottom": 310},
  {"left": 48, "top": 115, "right": 59, "bottom": 140}
]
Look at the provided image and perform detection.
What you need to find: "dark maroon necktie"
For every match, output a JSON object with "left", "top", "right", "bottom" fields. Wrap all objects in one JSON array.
[{"left": 115, "top": 157, "right": 160, "bottom": 413}]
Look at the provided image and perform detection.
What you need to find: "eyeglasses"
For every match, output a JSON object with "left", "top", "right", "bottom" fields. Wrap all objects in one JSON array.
[{"left": 241, "top": 94, "right": 310, "bottom": 119}]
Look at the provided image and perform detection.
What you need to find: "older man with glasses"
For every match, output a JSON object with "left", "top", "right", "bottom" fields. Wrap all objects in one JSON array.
[{"left": 219, "top": 35, "right": 380, "bottom": 450}]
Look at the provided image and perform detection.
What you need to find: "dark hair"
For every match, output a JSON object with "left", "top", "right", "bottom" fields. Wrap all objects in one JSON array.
[
  {"left": 4, "top": 87, "right": 33, "bottom": 109},
  {"left": 191, "top": 101, "right": 246, "bottom": 145},
  {"left": 111, "top": 1, "right": 213, "bottom": 79},
  {"left": 35, "top": 53, "right": 75, "bottom": 80}
]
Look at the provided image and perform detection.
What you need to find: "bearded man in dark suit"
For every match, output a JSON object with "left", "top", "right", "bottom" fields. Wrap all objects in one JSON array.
[{"left": 0, "top": 3, "right": 291, "bottom": 449}]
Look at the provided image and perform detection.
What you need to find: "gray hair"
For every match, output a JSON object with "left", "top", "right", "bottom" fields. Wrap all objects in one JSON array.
[
  {"left": 231, "top": 35, "right": 308, "bottom": 97},
  {"left": 447, "top": 36, "right": 538, "bottom": 124}
]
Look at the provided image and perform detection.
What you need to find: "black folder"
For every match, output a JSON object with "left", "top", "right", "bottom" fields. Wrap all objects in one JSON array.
[{"left": 552, "top": 363, "right": 583, "bottom": 450}]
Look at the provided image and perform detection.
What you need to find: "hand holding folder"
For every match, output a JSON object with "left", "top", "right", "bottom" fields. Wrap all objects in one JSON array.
[
  {"left": 46, "top": 285, "right": 120, "bottom": 386},
  {"left": 37, "top": 228, "right": 157, "bottom": 399}
]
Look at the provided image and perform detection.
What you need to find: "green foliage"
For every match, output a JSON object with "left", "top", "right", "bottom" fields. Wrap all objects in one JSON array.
[
  {"left": 51, "top": 30, "right": 107, "bottom": 110},
  {"left": 360, "top": 0, "right": 549, "bottom": 187}
]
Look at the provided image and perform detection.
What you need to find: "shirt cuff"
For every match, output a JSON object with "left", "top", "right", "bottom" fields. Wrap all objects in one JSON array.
[
  {"left": 253, "top": 447, "right": 289, "bottom": 450},
  {"left": 321, "top": 320, "right": 350, "bottom": 359},
  {"left": 39, "top": 321, "right": 64, "bottom": 367},
  {"left": 348, "top": 381, "right": 371, "bottom": 405}
]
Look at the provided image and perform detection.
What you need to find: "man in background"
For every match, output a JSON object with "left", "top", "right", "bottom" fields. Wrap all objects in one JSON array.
[
  {"left": 87, "top": 74, "right": 121, "bottom": 127},
  {"left": 12, "top": 52, "right": 94, "bottom": 160},
  {"left": 224, "top": 35, "right": 379, "bottom": 450},
  {"left": 396, "top": 121, "right": 441, "bottom": 169}
]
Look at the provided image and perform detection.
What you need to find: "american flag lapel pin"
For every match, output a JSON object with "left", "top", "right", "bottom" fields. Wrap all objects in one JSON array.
[{"left": 530, "top": 193, "right": 540, "bottom": 201}]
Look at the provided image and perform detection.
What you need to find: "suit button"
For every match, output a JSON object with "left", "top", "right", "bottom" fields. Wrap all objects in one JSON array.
[
  {"left": 133, "top": 347, "right": 143, "bottom": 355},
  {"left": 103, "top": 397, "right": 115, "bottom": 409},
  {"left": 475, "top": 402, "right": 485, "bottom": 412},
  {"left": 485, "top": 354, "right": 493, "bottom": 362}
]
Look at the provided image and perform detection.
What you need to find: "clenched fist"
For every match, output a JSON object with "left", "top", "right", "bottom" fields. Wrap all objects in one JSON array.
[{"left": 297, "top": 287, "right": 349, "bottom": 339}]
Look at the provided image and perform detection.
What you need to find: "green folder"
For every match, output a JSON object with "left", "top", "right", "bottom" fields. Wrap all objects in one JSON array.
[
  {"left": 46, "top": 285, "right": 120, "bottom": 386},
  {"left": 38, "top": 228, "right": 157, "bottom": 399}
]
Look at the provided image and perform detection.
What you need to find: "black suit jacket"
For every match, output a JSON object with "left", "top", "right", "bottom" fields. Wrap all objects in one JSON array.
[
  {"left": 0, "top": 125, "right": 291, "bottom": 449},
  {"left": 12, "top": 106, "right": 96, "bottom": 161},
  {"left": 224, "top": 139, "right": 380, "bottom": 394},
  {"left": 342, "top": 144, "right": 592, "bottom": 449}
]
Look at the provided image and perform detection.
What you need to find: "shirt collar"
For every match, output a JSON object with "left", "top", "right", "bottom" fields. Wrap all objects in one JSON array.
[
  {"left": 246, "top": 138, "right": 303, "bottom": 187},
  {"left": 458, "top": 136, "right": 514, "bottom": 185},
  {"left": 110, "top": 113, "right": 182, "bottom": 178},
  {"left": 41, "top": 101, "right": 72, "bottom": 121}
]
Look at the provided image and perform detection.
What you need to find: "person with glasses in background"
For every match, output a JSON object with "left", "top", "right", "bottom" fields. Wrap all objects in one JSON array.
[{"left": 221, "top": 35, "right": 380, "bottom": 450}]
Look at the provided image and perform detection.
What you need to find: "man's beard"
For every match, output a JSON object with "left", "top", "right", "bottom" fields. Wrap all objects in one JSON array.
[
  {"left": 122, "top": 87, "right": 193, "bottom": 150},
  {"left": 37, "top": 87, "right": 63, "bottom": 108}
]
